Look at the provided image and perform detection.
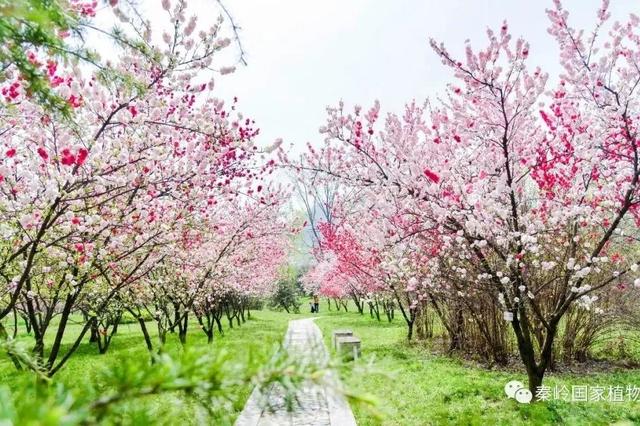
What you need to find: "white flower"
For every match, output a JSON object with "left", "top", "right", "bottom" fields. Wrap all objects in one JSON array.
[
  {"left": 264, "top": 138, "right": 283, "bottom": 153},
  {"left": 498, "top": 293, "right": 505, "bottom": 306},
  {"left": 407, "top": 277, "right": 418, "bottom": 291},
  {"left": 19, "top": 214, "right": 32, "bottom": 228},
  {"left": 542, "top": 261, "right": 556, "bottom": 271},
  {"left": 216, "top": 38, "right": 231, "bottom": 49},
  {"left": 185, "top": 16, "right": 197, "bottom": 36},
  {"left": 576, "top": 267, "right": 591, "bottom": 278},
  {"left": 219, "top": 66, "right": 236, "bottom": 75}
]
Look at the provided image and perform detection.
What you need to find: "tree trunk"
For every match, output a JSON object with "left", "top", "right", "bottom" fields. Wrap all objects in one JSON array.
[
  {"left": 46, "top": 294, "right": 76, "bottom": 369},
  {"left": 178, "top": 313, "right": 188, "bottom": 345},
  {"left": 11, "top": 308, "right": 18, "bottom": 338},
  {"left": 138, "top": 317, "right": 153, "bottom": 352},
  {"left": 22, "top": 314, "right": 32, "bottom": 334},
  {"left": 215, "top": 316, "right": 223, "bottom": 334},
  {"left": 407, "top": 320, "right": 414, "bottom": 341},
  {"left": 89, "top": 323, "right": 99, "bottom": 343},
  {"left": 157, "top": 321, "right": 167, "bottom": 347},
  {"left": 47, "top": 320, "right": 93, "bottom": 376},
  {"left": 351, "top": 294, "right": 364, "bottom": 314},
  {"left": 526, "top": 365, "right": 543, "bottom": 397},
  {"left": 25, "top": 298, "right": 44, "bottom": 358},
  {"left": 511, "top": 312, "right": 558, "bottom": 400},
  {"left": 449, "top": 309, "right": 465, "bottom": 351}
]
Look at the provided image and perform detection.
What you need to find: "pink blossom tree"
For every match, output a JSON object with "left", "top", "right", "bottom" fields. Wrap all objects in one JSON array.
[
  {"left": 0, "top": 0, "right": 289, "bottom": 375},
  {"left": 294, "top": 0, "right": 640, "bottom": 396}
]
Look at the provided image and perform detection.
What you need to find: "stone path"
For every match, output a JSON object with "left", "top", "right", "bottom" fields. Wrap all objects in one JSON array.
[{"left": 235, "top": 318, "right": 357, "bottom": 426}]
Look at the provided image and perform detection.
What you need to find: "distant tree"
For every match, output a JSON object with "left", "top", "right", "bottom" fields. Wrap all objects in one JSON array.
[{"left": 270, "top": 266, "right": 302, "bottom": 314}]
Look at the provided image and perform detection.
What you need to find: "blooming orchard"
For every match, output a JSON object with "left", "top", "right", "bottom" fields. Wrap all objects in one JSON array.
[
  {"left": 294, "top": 0, "right": 640, "bottom": 396},
  {"left": 0, "top": 0, "right": 289, "bottom": 375}
]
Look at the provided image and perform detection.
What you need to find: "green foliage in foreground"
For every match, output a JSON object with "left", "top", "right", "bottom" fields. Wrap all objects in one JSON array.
[
  {"left": 0, "top": 309, "right": 301, "bottom": 425},
  {"left": 315, "top": 306, "right": 640, "bottom": 426},
  {"left": 0, "top": 347, "right": 243, "bottom": 425}
]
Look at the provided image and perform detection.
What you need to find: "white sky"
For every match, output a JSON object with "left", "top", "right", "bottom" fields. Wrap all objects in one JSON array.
[{"left": 131, "top": 0, "right": 636, "bottom": 153}]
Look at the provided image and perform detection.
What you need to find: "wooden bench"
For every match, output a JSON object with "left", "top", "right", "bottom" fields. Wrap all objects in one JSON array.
[{"left": 332, "top": 329, "right": 353, "bottom": 349}]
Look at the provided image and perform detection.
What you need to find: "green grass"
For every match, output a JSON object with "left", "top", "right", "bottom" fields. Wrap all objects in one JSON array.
[
  {"left": 0, "top": 309, "right": 299, "bottom": 424},
  {"left": 313, "top": 304, "right": 640, "bottom": 426},
  {"left": 4, "top": 302, "right": 640, "bottom": 425}
]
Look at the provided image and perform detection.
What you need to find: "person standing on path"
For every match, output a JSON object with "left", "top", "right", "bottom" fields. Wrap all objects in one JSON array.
[{"left": 313, "top": 294, "right": 320, "bottom": 314}]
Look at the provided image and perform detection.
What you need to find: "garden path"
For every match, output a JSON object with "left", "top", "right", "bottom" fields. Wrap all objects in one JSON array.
[{"left": 235, "top": 318, "right": 357, "bottom": 426}]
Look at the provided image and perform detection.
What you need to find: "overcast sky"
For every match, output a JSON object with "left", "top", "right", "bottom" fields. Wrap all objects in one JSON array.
[{"left": 133, "top": 0, "right": 636, "bottom": 153}]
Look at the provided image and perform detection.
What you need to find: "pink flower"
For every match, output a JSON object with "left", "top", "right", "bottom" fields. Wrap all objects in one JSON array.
[
  {"left": 76, "top": 148, "right": 89, "bottom": 166},
  {"left": 37, "top": 147, "right": 48, "bottom": 161},
  {"left": 60, "top": 148, "right": 76, "bottom": 166},
  {"left": 68, "top": 94, "right": 82, "bottom": 108},
  {"left": 46, "top": 61, "right": 57, "bottom": 77},
  {"left": 423, "top": 169, "right": 440, "bottom": 184}
]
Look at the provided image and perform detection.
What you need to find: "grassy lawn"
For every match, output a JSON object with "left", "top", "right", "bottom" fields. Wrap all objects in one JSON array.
[
  {"left": 0, "top": 309, "right": 299, "bottom": 425},
  {"left": 313, "top": 304, "right": 640, "bottom": 426},
  {"left": 5, "top": 302, "right": 640, "bottom": 425}
]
